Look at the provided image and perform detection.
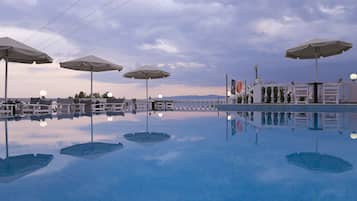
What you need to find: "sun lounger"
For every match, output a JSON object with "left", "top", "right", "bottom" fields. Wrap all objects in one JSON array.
[{"left": 23, "top": 98, "right": 52, "bottom": 114}]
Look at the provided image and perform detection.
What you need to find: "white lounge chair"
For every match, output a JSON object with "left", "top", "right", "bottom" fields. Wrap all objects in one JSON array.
[
  {"left": 293, "top": 84, "right": 309, "bottom": 104},
  {"left": 23, "top": 98, "right": 52, "bottom": 114},
  {"left": 322, "top": 83, "right": 340, "bottom": 104},
  {"left": 105, "top": 98, "right": 125, "bottom": 112}
]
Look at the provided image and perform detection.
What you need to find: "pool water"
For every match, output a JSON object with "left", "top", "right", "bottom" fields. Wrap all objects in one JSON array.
[{"left": 0, "top": 111, "right": 356, "bottom": 201}]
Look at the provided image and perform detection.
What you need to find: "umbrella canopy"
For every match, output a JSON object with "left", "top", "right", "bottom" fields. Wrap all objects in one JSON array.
[
  {"left": 60, "top": 55, "right": 123, "bottom": 72},
  {"left": 124, "top": 65, "right": 170, "bottom": 80},
  {"left": 286, "top": 39, "right": 352, "bottom": 59},
  {"left": 60, "top": 55, "right": 123, "bottom": 100},
  {"left": 0, "top": 37, "right": 53, "bottom": 102},
  {"left": 0, "top": 154, "right": 53, "bottom": 183},
  {"left": 285, "top": 39, "right": 352, "bottom": 82},
  {"left": 124, "top": 132, "right": 170, "bottom": 144},
  {"left": 286, "top": 152, "right": 353, "bottom": 173},
  {"left": 60, "top": 142, "right": 123, "bottom": 159},
  {"left": 0, "top": 37, "right": 52, "bottom": 64}
]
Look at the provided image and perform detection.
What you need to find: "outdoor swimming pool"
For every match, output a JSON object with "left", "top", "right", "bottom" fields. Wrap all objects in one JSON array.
[{"left": 0, "top": 111, "right": 356, "bottom": 201}]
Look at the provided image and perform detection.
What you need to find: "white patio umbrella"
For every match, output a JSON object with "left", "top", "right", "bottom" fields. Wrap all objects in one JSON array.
[
  {"left": 124, "top": 66, "right": 170, "bottom": 131},
  {"left": 286, "top": 38, "right": 352, "bottom": 82},
  {"left": 0, "top": 37, "right": 53, "bottom": 102},
  {"left": 60, "top": 55, "right": 123, "bottom": 101}
]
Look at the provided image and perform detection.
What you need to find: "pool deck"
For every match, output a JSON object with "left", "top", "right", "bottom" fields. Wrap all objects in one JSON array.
[{"left": 216, "top": 104, "right": 357, "bottom": 112}]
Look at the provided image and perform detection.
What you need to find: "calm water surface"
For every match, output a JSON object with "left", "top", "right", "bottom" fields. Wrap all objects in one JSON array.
[{"left": 0, "top": 111, "right": 356, "bottom": 201}]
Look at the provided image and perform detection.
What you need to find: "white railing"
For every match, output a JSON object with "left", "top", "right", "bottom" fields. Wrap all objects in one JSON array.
[{"left": 173, "top": 99, "right": 225, "bottom": 111}]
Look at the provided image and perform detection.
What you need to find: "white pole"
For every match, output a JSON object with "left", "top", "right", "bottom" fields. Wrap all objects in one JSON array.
[
  {"left": 315, "top": 57, "right": 318, "bottom": 82},
  {"left": 90, "top": 115, "right": 93, "bottom": 143},
  {"left": 91, "top": 71, "right": 93, "bottom": 99},
  {"left": 146, "top": 79, "right": 149, "bottom": 132},
  {"left": 4, "top": 51, "right": 8, "bottom": 103},
  {"left": 5, "top": 120, "right": 8, "bottom": 158},
  {"left": 225, "top": 74, "right": 228, "bottom": 104},
  {"left": 91, "top": 71, "right": 93, "bottom": 112},
  {"left": 90, "top": 70, "right": 94, "bottom": 140}
]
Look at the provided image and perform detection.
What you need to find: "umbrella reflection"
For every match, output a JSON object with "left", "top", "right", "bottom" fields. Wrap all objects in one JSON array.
[
  {"left": 0, "top": 121, "right": 53, "bottom": 183},
  {"left": 286, "top": 114, "right": 353, "bottom": 173},
  {"left": 124, "top": 111, "right": 170, "bottom": 144},
  {"left": 124, "top": 132, "right": 170, "bottom": 143},
  {"left": 60, "top": 142, "right": 123, "bottom": 159},
  {"left": 287, "top": 152, "right": 353, "bottom": 173},
  {"left": 60, "top": 114, "right": 123, "bottom": 159}
]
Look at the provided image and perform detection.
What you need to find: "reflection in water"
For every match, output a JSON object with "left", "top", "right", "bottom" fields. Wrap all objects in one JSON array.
[
  {"left": 60, "top": 142, "right": 123, "bottom": 159},
  {"left": 124, "top": 132, "right": 170, "bottom": 143},
  {"left": 287, "top": 152, "right": 353, "bottom": 173},
  {"left": 226, "top": 112, "right": 355, "bottom": 173},
  {"left": 0, "top": 121, "right": 53, "bottom": 183},
  {"left": 230, "top": 111, "right": 357, "bottom": 135},
  {"left": 60, "top": 114, "right": 123, "bottom": 159},
  {"left": 124, "top": 109, "right": 170, "bottom": 144},
  {"left": 0, "top": 111, "right": 356, "bottom": 200},
  {"left": 0, "top": 154, "right": 53, "bottom": 183}
]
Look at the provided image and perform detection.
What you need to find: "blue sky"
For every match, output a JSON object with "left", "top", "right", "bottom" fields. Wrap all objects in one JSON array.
[{"left": 0, "top": 0, "right": 356, "bottom": 98}]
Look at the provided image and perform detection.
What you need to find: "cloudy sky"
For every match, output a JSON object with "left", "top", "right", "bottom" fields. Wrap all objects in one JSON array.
[{"left": 0, "top": 0, "right": 356, "bottom": 98}]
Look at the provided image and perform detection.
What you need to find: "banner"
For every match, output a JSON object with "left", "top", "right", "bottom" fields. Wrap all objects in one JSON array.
[
  {"left": 231, "top": 80, "right": 236, "bottom": 95},
  {"left": 236, "top": 80, "right": 243, "bottom": 94}
]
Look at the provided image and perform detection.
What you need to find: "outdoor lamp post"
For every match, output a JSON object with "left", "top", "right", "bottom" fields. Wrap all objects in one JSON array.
[
  {"left": 350, "top": 73, "right": 357, "bottom": 82},
  {"left": 107, "top": 92, "right": 113, "bottom": 98},
  {"left": 40, "top": 90, "right": 47, "bottom": 98},
  {"left": 158, "top": 94, "right": 163, "bottom": 99}
]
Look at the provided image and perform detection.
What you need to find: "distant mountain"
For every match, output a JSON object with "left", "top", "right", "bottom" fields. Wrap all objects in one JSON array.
[{"left": 164, "top": 95, "right": 224, "bottom": 100}]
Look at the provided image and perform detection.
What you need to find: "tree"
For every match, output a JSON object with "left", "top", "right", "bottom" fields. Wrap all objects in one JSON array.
[
  {"left": 78, "top": 91, "right": 86, "bottom": 98},
  {"left": 92, "top": 92, "right": 101, "bottom": 98}
]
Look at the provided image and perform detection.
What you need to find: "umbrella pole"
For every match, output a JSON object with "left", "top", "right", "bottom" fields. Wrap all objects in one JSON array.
[
  {"left": 90, "top": 115, "right": 93, "bottom": 143},
  {"left": 315, "top": 57, "right": 318, "bottom": 82},
  {"left": 90, "top": 71, "right": 93, "bottom": 112},
  {"left": 146, "top": 79, "right": 149, "bottom": 133},
  {"left": 5, "top": 120, "right": 8, "bottom": 158},
  {"left": 4, "top": 52, "right": 8, "bottom": 103},
  {"left": 225, "top": 112, "right": 228, "bottom": 141},
  {"left": 90, "top": 70, "right": 93, "bottom": 143}
]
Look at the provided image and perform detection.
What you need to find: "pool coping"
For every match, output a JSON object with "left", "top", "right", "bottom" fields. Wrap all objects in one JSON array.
[{"left": 216, "top": 104, "right": 357, "bottom": 112}]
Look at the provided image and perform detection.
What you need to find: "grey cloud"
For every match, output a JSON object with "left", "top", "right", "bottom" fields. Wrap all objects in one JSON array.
[{"left": 0, "top": 0, "right": 356, "bottom": 88}]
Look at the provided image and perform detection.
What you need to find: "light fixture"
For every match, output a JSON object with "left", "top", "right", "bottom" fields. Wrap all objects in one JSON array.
[
  {"left": 227, "top": 115, "right": 232, "bottom": 121},
  {"left": 158, "top": 94, "right": 163, "bottom": 99},
  {"left": 107, "top": 116, "right": 113, "bottom": 121},
  {"left": 39, "top": 120, "right": 47, "bottom": 128},
  {"left": 40, "top": 90, "right": 47, "bottom": 97},
  {"left": 350, "top": 132, "right": 357, "bottom": 140},
  {"left": 158, "top": 112, "right": 163, "bottom": 118},
  {"left": 107, "top": 92, "right": 113, "bottom": 98},
  {"left": 227, "top": 91, "right": 231, "bottom": 97},
  {"left": 350, "top": 73, "right": 357, "bottom": 81}
]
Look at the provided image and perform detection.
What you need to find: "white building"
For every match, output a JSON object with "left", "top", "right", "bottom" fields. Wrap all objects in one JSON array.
[{"left": 229, "top": 79, "right": 357, "bottom": 104}]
